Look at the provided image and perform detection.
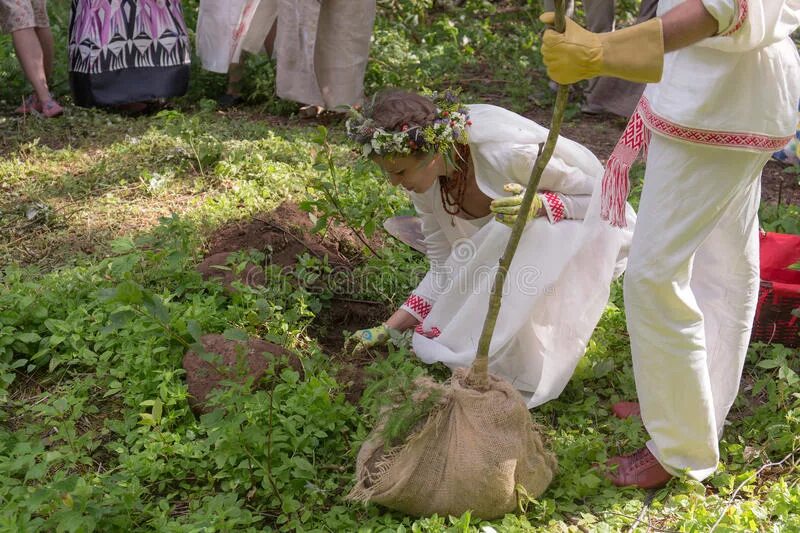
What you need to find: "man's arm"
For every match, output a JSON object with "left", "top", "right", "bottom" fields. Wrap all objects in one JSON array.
[{"left": 661, "top": 0, "right": 719, "bottom": 52}]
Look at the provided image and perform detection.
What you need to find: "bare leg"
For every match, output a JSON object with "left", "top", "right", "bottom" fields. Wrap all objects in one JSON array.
[
  {"left": 35, "top": 26, "right": 55, "bottom": 84},
  {"left": 12, "top": 27, "right": 51, "bottom": 103}
]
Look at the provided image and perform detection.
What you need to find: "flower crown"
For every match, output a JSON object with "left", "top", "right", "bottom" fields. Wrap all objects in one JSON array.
[{"left": 346, "top": 91, "right": 472, "bottom": 157}]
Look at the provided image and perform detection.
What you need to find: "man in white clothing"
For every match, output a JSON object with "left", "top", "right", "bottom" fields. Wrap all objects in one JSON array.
[{"left": 540, "top": 0, "right": 800, "bottom": 488}]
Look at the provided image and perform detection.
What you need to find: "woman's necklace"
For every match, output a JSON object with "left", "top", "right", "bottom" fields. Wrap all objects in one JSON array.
[{"left": 439, "top": 144, "right": 481, "bottom": 225}]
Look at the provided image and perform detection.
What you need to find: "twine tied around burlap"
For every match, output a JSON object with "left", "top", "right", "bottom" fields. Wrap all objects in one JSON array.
[{"left": 348, "top": 1, "right": 571, "bottom": 519}]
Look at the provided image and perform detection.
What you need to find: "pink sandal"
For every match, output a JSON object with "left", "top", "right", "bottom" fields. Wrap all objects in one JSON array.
[
  {"left": 15, "top": 94, "right": 42, "bottom": 114},
  {"left": 40, "top": 99, "right": 64, "bottom": 118}
]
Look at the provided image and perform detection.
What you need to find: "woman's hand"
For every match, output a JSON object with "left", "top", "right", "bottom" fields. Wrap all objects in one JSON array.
[
  {"left": 345, "top": 323, "right": 393, "bottom": 354},
  {"left": 490, "top": 183, "right": 544, "bottom": 226}
]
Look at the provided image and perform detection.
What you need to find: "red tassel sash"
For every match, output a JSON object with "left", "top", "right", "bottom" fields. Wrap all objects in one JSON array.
[{"left": 601, "top": 100, "right": 650, "bottom": 228}]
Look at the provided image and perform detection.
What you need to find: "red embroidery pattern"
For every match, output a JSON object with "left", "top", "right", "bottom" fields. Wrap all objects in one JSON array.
[
  {"left": 404, "top": 294, "right": 432, "bottom": 320},
  {"left": 639, "top": 96, "right": 792, "bottom": 152},
  {"left": 618, "top": 109, "right": 650, "bottom": 148},
  {"left": 600, "top": 104, "right": 649, "bottom": 228},
  {"left": 230, "top": 1, "right": 258, "bottom": 63},
  {"left": 720, "top": 0, "right": 748, "bottom": 37},
  {"left": 415, "top": 324, "right": 441, "bottom": 339},
  {"left": 542, "top": 192, "right": 565, "bottom": 223}
]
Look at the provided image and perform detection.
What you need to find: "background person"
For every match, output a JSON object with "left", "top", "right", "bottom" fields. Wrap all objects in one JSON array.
[
  {"left": 196, "top": 0, "right": 277, "bottom": 107},
  {"left": 68, "top": 0, "right": 191, "bottom": 110},
  {"left": 1, "top": 0, "right": 63, "bottom": 117},
  {"left": 196, "top": 0, "right": 375, "bottom": 114}
]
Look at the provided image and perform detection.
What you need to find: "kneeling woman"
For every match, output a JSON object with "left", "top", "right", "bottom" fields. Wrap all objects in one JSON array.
[{"left": 346, "top": 90, "right": 635, "bottom": 407}]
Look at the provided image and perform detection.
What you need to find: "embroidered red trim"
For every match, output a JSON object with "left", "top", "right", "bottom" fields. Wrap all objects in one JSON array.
[
  {"left": 639, "top": 96, "right": 792, "bottom": 152},
  {"left": 720, "top": 0, "right": 748, "bottom": 37},
  {"left": 600, "top": 104, "right": 649, "bottom": 228},
  {"left": 542, "top": 192, "right": 565, "bottom": 223},
  {"left": 403, "top": 294, "right": 432, "bottom": 320},
  {"left": 415, "top": 324, "right": 441, "bottom": 339},
  {"left": 232, "top": 2, "right": 256, "bottom": 44}
]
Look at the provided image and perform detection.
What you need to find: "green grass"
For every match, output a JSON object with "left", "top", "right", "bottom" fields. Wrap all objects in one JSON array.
[{"left": 1, "top": 1, "right": 799, "bottom": 531}]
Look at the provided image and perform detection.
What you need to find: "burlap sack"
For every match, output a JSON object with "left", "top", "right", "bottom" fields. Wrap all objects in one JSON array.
[{"left": 349, "top": 369, "right": 557, "bottom": 519}]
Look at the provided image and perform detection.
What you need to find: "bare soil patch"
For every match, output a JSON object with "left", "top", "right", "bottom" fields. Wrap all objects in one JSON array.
[
  {"left": 204, "top": 201, "right": 357, "bottom": 269},
  {"left": 761, "top": 161, "right": 800, "bottom": 206},
  {"left": 197, "top": 201, "right": 369, "bottom": 290},
  {"left": 183, "top": 333, "right": 304, "bottom": 414},
  {"left": 312, "top": 298, "right": 392, "bottom": 404},
  {"left": 525, "top": 107, "right": 628, "bottom": 164},
  {"left": 198, "top": 201, "right": 392, "bottom": 403}
]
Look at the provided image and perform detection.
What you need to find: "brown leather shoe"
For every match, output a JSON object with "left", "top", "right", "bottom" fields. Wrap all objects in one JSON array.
[
  {"left": 612, "top": 401, "right": 641, "bottom": 419},
  {"left": 606, "top": 447, "right": 673, "bottom": 489}
]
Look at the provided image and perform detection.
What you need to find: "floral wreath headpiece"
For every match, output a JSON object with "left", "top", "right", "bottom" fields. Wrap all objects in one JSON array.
[{"left": 346, "top": 90, "right": 472, "bottom": 157}]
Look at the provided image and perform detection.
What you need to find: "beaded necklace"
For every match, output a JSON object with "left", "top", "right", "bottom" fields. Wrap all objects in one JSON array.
[{"left": 439, "top": 144, "right": 481, "bottom": 220}]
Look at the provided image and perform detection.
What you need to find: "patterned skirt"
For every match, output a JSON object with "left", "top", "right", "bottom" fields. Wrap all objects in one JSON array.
[{"left": 68, "top": 0, "right": 191, "bottom": 107}]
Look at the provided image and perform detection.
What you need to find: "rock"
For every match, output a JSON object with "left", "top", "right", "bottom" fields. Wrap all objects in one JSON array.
[{"left": 183, "top": 334, "right": 303, "bottom": 414}]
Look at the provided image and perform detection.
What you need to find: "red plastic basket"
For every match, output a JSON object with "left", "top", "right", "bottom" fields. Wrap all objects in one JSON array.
[{"left": 752, "top": 231, "right": 800, "bottom": 347}]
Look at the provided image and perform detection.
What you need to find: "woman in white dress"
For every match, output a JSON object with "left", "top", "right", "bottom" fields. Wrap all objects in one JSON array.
[{"left": 345, "top": 90, "right": 635, "bottom": 407}]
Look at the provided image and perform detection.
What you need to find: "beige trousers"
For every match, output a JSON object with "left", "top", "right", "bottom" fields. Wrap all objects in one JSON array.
[{"left": 625, "top": 134, "right": 769, "bottom": 480}]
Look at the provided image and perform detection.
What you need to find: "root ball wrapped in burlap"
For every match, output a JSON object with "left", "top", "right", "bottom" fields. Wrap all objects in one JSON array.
[{"left": 348, "top": 369, "right": 557, "bottom": 519}]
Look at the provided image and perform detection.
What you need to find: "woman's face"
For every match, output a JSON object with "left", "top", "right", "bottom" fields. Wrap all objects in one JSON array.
[{"left": 374, "top": 152, "right": 446, "bottom": 194}]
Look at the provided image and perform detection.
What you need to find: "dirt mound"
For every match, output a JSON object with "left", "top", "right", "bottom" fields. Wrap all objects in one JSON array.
[
  {"left": 206, "top": 201, "right": 358, "bottom": 268},
  {"left": 198, "top": 202, "right": 372, "bottom": 291},
  {"left": 198, "top": 202, "right": 394, "bottom": 404},
  {"left": 183, "top": 334, "right": 304, "bottom": 414}
]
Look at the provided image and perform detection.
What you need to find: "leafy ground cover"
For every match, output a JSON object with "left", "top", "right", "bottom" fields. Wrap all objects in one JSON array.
[{"left": 1, "top": 1, "right": 799, "bottom": 531}]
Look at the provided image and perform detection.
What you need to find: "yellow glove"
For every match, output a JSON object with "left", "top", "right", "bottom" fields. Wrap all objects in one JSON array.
[
  {"left": 540, "top": 13, "right": 664, "bottom": 85},
  {"left": 490, "top": 183, "right": 544, "bottom": 227},
  {"left": 344, "top": 323, "right": 392, "bottom": 354}
]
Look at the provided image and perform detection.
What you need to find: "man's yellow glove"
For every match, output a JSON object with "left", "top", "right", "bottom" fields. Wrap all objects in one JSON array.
[
  {"left": 490, "top": 183, "right": 544, "bottom": 227},
  {"left": 540, "top": 12, "right": 664, "bottom": 85}
]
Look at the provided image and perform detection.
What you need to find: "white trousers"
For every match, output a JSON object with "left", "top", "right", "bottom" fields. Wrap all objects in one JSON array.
[{"left": 624, "top": 134, "right": 770, "bottom": 481}]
